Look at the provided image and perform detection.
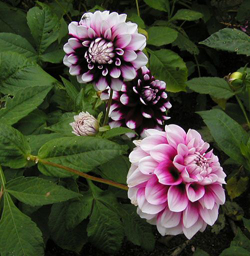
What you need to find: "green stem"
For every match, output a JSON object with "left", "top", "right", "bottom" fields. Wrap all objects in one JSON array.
[
  {"left": 194, "top": 55, "right": 201, "bottom": 77},
  {"left": 103, "top": 89, "right": 113, "bottom": 126},
  {"left": 0, "top": 166, "right": 6, "bottom": 202},
  {"left": 235, "top": 94, "right": 250, "bottom": 128},
  {"left": 135, "top": 0, "right": 140, "bottom": 17},
  {"left": 28, "top": 156, "right": 128, "bottom": 191},
  {"left": 169, "top": 0, "right": 176, "bottom": 20}
]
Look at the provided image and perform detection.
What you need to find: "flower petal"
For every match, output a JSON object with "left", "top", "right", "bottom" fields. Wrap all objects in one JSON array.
[{"left": 168, "top": 185, "right": 188, "bottom": 212}]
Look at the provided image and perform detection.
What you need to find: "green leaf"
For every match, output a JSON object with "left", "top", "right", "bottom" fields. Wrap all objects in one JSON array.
[
  {"left": 65, "top": 191, "right": 93, "bottom": 229},
  {"left": 121, "top": 204, "right": 155, "bottom": 251},
  {"left": 99, "top": 156, "right": 130, "bottom": 184},
  {"left": 193, "top": 248, "right": 210, "bottom": 256},
  {"left": 87, "top": 200, "right": 124, "bottom": 253},
  {"left": 236, "top": 0, "right": 250, "bottom": 22},
  {"left": 226, "top": 176, "right": 249, "bottom": 200},
  {"left": 0, "top": 2, "right": 33, "bottom": 42},
  {"left": 147, "top": 26, "right": 178, "bottom": 46},
  {"left": 243, "top": 218, "right": 250, "bottom": 232},
  {"left": 200, "top": 28, "right": 250, "bottom": 57},
  {"left": 0, "top": 52, "right": 57, "bottom": 95},
  {"left": 143, "top": 0, "right": 170, "bottom": 12},
  {"left": 61, "top": 76, "right": 79, "bottom": 101},
  {"left": 0, "top": 123, "right": 31, "bottom": 168},
  {"left": 0, "top": 193, "right": 44, "bottom": 256},
  {"left": 172, "top": 32, "right": 199, "bottom": 55},
  {"left": 103, "top": 127, "right": 137, "bottom": 139},
  {"left": 27, "top": 3, "right": 61, "bottom": 55},
  {"left": 38, "top": 136, "right": 124, "bottom": 177},
  {"left": 0, "top": 33, "right": 37, "bottom": 61},
  {"left": 198, "top": 109, "right": 249, "bottom": 165},
  {"left": 6, "top": 176, "right": 81, "bottom": 206},
  {"left": 187, "top": 77, "right": 235, "bottom": 99},
  {"left": 0, "top": 86, "right": 52, "bottom": 126},
  {"left": 220, "top": 246, "right": 250, "bottom": 256},
  {"left": 171, "top": 9, "right": 203, "bottom": 21},
  {"left": 49, "top": 202, "right": 88, "bottom": 253},
  {"left": 148, "top": 49, "right": 188, "bottom": 92},
  {"left": 40, "top": 43, "right": 64, "bottom": 63},
  {"left": 231, "top": 228, "right": 250, "bottom": 252}
]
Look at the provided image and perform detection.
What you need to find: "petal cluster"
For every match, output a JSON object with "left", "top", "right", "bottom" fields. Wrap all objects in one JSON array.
[
  {"left": 63, "top": 11, "right": 148, "bottom": 91},
  {"left": 70, "top": 112, "right": 99, "bottom": 136},
  {"left": 105, "top": 66, "right": 171, "bottom": 137},
  {"left": 127, "top": 125, "right": 226, "bottom": 239}
]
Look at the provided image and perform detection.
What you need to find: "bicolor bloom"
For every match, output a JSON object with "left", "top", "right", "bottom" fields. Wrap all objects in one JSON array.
[
  {"left": 70, "top": 112, "right": 99, "bottom": 136},
  {"left": 103, "top": 66, "right": 171, "bottom": 137},
  {"left": 63, "top": 11, "right": 148, "bottom": 91},
  {"left": 127, "top": 125, "right": 226, "bottom": 239}
]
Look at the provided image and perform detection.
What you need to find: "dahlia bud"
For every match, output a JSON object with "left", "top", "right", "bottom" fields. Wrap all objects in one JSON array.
[
  {"left": 228, "top": 72, "right": 244, "bottom": 90},
  {"left": 228, "top": 72, "right": 243, "bottom": 82},
  {"left": 70, "top": 112, "right": 99, "bottom": 136}
]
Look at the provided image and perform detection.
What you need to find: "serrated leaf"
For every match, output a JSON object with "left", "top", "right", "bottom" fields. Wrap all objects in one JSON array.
[
  {"left": 187, "top": 77, "right": 234, "bottom": 99},
  {"left": 198, "top": 109, "right": 249, "bottom": 165},
  {"left": 148, "top": 49, "right": 187, "bottom": 92},
  {"left": 49, "top": 202, "right": 88, "bottom": 253},
  {"left": 231, "top": 228, "right": 250, "bottom": 252},
  {"left": 0, "top": 123, "right": 31, "bottom": 168},
  {"left": 147, "top": 26, "right": 178, "bottom": 46},
  {"left": 226, "top": 176, "right": 249, "bottom": 200},
  {"left": 6, "top": 176, "right": 81, "bottom": 206},
  {"left": 172, "top": 32, "right": 199, "bottom": 55},
  {"left": 66, "top": 191, "right": 93, "bottom": 229},
  {"left": 0, "top": 193, "right": 44, "bottom": 256},
  {"left": 143, "top": 0, "right": 170, "bottom": 12},
  {"left": 243, "top": 218, "right": 250, "bottom": 232},
  {"left": 27, "top": 3, "right": 61, "bottom": 55},
  {"left": 38, "top": 136, "right": 124, "bottom": 177},
  {"left": 171, "top": 9, "right": 203, "bottom": 21},
  {"left": 0, "top": 33, "right": 37, "bottom": 61},
  {"left": 103, "top": 127, "right": 137, "bottom": 139},
  {"left": 121, "top": 204, "right": 155, "bottom": 251},
  {"left": 220, "top": 246, "right": 250, "bottom": 256},
  {"left": 0, "top": 86, "right": 52, "bottom": 125},
  {"left": 41, "top": 43, "right": 64, "bottom": 63},
  {"left": 200, "top": 28, "right": 250, "bottom": 57},
  {"left": 0, "top": 52, "right": 57, "bottom": 95},
  {"left": 87, "top": 200, "right": 124, "bottom": 253},
  {"left": 0, "top": 2, "right": 33, "bottom": 42}
]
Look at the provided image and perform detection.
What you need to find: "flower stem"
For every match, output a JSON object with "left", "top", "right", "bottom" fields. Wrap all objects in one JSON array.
[
  {"left": 235, "top": 94, "right": 250, "bottom": 128},
  {"left": 103, "top": 89, "right": 113, "bottom": 126},
  {"left": 194, "top": 55, "right": 201, "bottom": 77},
  {"left": 0, "top": 165, "right": 6, "bottom": 202},
  {"left": 135, "top": 0, "right": 140, "bottom": 17},
  {"left": 28, "top": 156, "right": 128, "bottom": 191}
]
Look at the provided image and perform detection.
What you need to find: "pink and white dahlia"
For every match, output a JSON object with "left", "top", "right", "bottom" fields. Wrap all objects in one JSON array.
[
  {"left": 127, "top": 125, "right": 226, "bottom": 239},
  {"left": 104, "top": 66, "right": 171, "bottom": 137},
  {"left": 63, "top": 11, "right": 148, "bottom": 91}
]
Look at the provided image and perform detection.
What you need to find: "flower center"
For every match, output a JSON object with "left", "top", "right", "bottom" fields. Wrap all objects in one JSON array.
[
  {"left": 86, "top": 38, "right": 115, "bottom": 65},
  {"left": 141, "top": 87, "right": 159, "bottom": 102}
]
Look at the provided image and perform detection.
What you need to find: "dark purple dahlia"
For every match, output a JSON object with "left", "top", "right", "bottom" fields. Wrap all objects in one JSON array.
[
  {"left": 63, "top": 11, "right": 148, "bottom": 91},
  {"left": 106, "top": 66, "right": 172, "bottom": 137}
]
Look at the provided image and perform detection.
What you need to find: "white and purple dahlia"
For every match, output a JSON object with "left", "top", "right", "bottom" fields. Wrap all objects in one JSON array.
[
  {"left": 127, "top": 125, "right": 226, "bottom": 239},
  {"left": 105, "top": 66, "right": 171, "bottom": 137},
  {"left": 63, "top": 11, "right": 148, "bottom": 91}
]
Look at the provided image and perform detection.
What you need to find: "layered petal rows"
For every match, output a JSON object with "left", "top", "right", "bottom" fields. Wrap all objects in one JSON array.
[
  {"left": 127, "top": 125, "right": 226, "bottom": 239},
  {"left": 63, "top": 11, "right": 148, "bottom": 91},
  {"left": 105, "top": 66, "right": 171, "bottom": 137}
]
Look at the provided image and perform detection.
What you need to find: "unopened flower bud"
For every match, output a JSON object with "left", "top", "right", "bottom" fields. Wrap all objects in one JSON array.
[
  {"left": 228, "top": 72, "right": 243, "bottom": 82},
  {"left": 70, "top": 112, "right": 99, "bottom": 136}
]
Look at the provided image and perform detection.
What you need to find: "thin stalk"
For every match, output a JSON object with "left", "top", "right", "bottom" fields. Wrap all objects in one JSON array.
[
  {"left": 194, "top": 55, "right": 201, "bottom": 77},
  {"left": 29, "top": 156, "right": 128, "bottom": 191},
  {"left": 235, "top": 94, "right": 250, "bottom": 128},
  {"left": 135, "top": 0, "right": 140, "bottom": 17},
  {"left": 0, "top": 166, "right": 6, "bottom": 202},
  {"left": 103, "top": 89, "right": 113, "bottom": 126}
]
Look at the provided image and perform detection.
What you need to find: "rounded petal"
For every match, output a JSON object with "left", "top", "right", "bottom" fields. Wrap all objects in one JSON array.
[{"left": 168, "top": 185, "right": 188, "bottom": 212}]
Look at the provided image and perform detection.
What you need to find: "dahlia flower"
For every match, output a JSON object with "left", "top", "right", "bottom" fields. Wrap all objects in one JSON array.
[
  {"left": 63, "top": 11, "right": 148, "bottom": 91},
  {"left": 105, "top": 66, "right": 171, "bottom": 137},
  {"left": 127, "top": 125, "right": 226, "bottom": 239},
  {"left": 70, "top": 112, "right": 99, "bottom": 136}
]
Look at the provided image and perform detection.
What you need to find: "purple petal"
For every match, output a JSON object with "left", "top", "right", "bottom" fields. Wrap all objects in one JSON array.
[
  {"left": 138, "top": 156, "right": 158, "bottom": 175},
  {"left": 110, "top": 67, "right": 121, "bottom": 78},
  {"left": 116, "top": 34, "right": 132, "bottom": 48},
  {"left": 168, "top": 185, "right": 188, "bottom": 212},
  {"left": 111, "top": 78, "right": 123, "bottom": 91},
  {"left": 150, "top": 144, "right": 176, "bottom": 162},
  {"left": 123, "top": 50, "right": 137, "bottom": 62},
  {"left": 183, "top": 217, "right": 204, "bottom": 239},
  {"left": 121, "top": 65, "right": 136, "bottom": 81},
  {"left": 183, "top": 203, "right": 199, "bottom": 228},
  {"left": 132, "top": 52, "right": 148, "bottom": 69},
  {"left": 199, "top": 203, "right": 219, "bottom": 226},
  {"left": 127, "top": 34, "right": 146, "bottom": 50},
  {"left": 96, "top": 77, "right": 108, "bottom": 91},
  {"left": 81, "top": 71, "right": 93, "bottom": 82},
  {"left": 186, "top": 183, "right": 205, "bottom": 202}
]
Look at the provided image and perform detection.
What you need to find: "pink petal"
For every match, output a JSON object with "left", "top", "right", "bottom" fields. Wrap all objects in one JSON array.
[
  {"left": 111, "top": 78, "right": 123, "bottom": 91},
  {"left": 116, "top": 34, "right": 132, "bottom": 48},
  {"left": 186, "top": 183, "right": 205, "bottom": 202},
  {"left": 129, "top": 147, "right": 148, "bottom": 164},
  {"left": 183, "top": 203, "right": 199, "bottom": 228},
  {"left": 127, "top": 167, "right": 150, "bottom": 187},
  {"left": 126, "top": 34, "right": 146, "bottom": 50},
  {"left": 150, "top": 144, "right": 176, "bottom": 163},
  {"left": 132, "top": 52, "right": 148, "bottom": 69},
  {"left": 139, "top": 156, "right": 158, "bottom": 175},
  {"left": 145, "top": 176, "right": 168, "bottom": 205},
  {"left": 159, "top": 208, "right": 181, "bottom": 228},
  {"left": 164, "top": 223, "right": 183, "bottom": 236},
  {"left": 87, "top": 28, "right": 96, "bottom": 38},
  {"left": 168, "top": 185, "right": 188, "bottom": 212},
  {"left": 165, "top": 124, "right": 186, "bottom": 138},
  {"left": 199, "top": 190, "right": 215, "bottom": 210},
  {"left": 121, "top": 65, "right": 136, "bottom": 81},
  {"left": 81, "top": 71, "right": 93, "bottom": 82},
  {"left": 63, "top": 43, "right": 73, "bottom": 54},
  {"left": 183, "top": 217, "right": 204, "bottom": 239},
  {"left": 110, "top": 67, "right": 121, "bottom": 78},
  {"left": 69, "top": 65, "right": 80, "bottom": 75},
  {"left": 140, "top": 135, "right": 167, "bottom": 152},
  {"left": 68, "top": 22, "right": 78, "bottom": 36},
  {"left": 76, "top": 26, "right": 88, "bottom": 39},
  {"left": 209, "top": 184, "right": 225, "bottom": 205},
  {"left": 96, "top": 77, "right": 108, "bottom": 91},
  {"left": 199, "top": 203, "right": 219, "bottom": 226},
  {"left": 123, "top": 50, "right": 137, "bottom": 62},
  {"left": 68, "top": 38, "right": 82, "bottom": 49}
]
